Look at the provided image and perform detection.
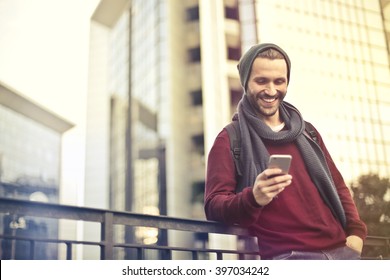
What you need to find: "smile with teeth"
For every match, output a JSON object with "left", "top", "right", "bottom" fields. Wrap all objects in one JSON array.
[
  {"left": 257, "top": 94, "right": 279, "bottom": 105},
  {"left": 262, "top": 96, "right": 277, "bottom": 103}
]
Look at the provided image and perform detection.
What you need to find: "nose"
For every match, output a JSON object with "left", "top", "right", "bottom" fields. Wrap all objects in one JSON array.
[{"left": 264, "top": 83, "right": 277, "bottom": 95}]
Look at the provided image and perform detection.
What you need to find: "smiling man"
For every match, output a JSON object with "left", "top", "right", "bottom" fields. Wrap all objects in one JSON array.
[
  {"left": 246, "top": 51, "right": 288, "bottom": 126},
  {"left": 204, "top": 43, "right": 367, "bottom": 260}
]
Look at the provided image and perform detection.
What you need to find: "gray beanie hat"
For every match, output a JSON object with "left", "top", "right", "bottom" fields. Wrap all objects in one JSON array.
[{"left": 237, "top": 43, "right": 291, "bottom": 90}]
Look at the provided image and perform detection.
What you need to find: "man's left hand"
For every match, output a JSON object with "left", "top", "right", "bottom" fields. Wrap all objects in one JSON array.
[{"left": 346, "top": 235, "right": 363, "bottom": 254}]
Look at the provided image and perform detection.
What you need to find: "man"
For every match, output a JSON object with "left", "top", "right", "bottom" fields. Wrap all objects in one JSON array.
[{"left": 204, "top": 43, "right": 367, "bottom": 260}]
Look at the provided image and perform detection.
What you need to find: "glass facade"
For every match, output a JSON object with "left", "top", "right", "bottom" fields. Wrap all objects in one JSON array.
[
  {"left": 105, "top": 0, "right": 167, "bottom": 252},
  {"left": 131, "top": 0, "right": 168, "bottom": 138},
  {"left": 106, "top": 0, "right": 169, "bottom": 244},
  {"left": 236, "top": 0, "right": 390, "bottom": 182},
  {"left": 0, "top": 106, "right": 60, "bottom": 187},
  {"left": 130, "top": 0, "right": 167, "bottom": 248},
  {"left": 0, "top": 85, "right": 71, "bottom": 259},
  {"left": 108, "top": 10, "right": 130, "bottom": 213}
]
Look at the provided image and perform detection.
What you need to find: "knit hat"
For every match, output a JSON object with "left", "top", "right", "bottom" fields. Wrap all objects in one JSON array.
[{"left": 237, "top": 43, "right": 291, "bottom": 90}]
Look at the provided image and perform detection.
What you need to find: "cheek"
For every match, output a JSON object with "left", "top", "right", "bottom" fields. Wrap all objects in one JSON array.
[
  {"left": 279, "top": 87, "right": 288, "bottom": 98},
  {"left": 274, "top": 85, "right": 287, "bottom": 98},
  {"left": 246, "top": 85, "right": 264, "bottom": 98},
  {"left": 279, "top": 85, "right": 288, "bottom": 92},
  {"left": 246, "top": 87, "right": 259, "bottom": 101},
  {"left": 247, "top": 92, "right": 262, "bottom": 109}
]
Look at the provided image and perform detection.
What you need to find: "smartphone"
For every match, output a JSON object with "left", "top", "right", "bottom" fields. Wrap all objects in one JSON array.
[{"left": 268, "top": 154, "right": 292, "bottom": 174}]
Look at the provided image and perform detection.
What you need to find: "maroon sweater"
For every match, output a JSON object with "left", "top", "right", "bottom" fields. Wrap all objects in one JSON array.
[{"left": 204, "top": 127, "right": 367, "bottom": 259}]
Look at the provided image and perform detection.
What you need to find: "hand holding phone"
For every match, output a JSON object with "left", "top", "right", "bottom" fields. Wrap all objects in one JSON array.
[{"left": 252, "top": 154, "right": 293, "bottom": 206}]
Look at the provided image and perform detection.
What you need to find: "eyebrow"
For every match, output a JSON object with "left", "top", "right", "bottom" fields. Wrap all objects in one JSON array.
[{"left": 253, "top": 76, "right": 287, "bottom": 82}]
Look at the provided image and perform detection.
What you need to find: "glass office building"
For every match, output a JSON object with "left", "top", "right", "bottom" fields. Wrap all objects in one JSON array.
[
  {"left": 246, "top": 0, "right": 390, "bottom": 182},
  {"left": 87, "top": 0, "right": 390, "bottom": 259},
  {"left": 0, "top": 81, "right": 73, "bottom": 259}
]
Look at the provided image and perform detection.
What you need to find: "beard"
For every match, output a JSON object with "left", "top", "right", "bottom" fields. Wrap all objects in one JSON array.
[{"left": 247, "top": 90, "right": 286, "bottom": 118}]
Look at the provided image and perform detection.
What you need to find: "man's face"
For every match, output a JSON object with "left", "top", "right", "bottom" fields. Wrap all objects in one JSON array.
[{"left": 246, "top": 57, "right": 288, "bottom": 121}]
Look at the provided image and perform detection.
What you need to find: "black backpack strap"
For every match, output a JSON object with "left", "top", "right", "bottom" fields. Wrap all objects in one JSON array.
[
  {"left": 224, "top": 121, "right": 243, "bottom": 177},
  {"left": 304, "top": 121, "right": 318, "bottom": 144}
]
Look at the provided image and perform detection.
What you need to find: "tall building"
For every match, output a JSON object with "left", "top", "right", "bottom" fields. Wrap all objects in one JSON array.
[
  {"left": 0, "top": 81, "right": 73, "bottom": 259},
  {"left": 86, "top": 0, "right": 390, "bottom": 259},
  {"left": 247, "top": 0, "right": 390, "bottom": 182}
]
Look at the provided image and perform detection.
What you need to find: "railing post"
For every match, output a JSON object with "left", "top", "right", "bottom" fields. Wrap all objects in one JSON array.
[
  {"left": 191, "top": 251, "right": 198, "bottom": 260},
  {"left": 29, "top": 240, "right": 35, "bottom": 260},
  {"left": 101, "top": 212, "right": 114, "bottom": 260},
  {"left": 137, "top": 247, "right": 144, "bottom": 260},
  {"left": 65, "top": 242, "right": 72, "bottom": 260}
]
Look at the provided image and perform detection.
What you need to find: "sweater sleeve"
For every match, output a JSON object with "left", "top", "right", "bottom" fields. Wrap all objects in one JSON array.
[
  {"left": 204, "top": 129, "right": 263, "bottom": 226},
  {"left": 313, "top": 127, "right": 368, "bottom": 239}
]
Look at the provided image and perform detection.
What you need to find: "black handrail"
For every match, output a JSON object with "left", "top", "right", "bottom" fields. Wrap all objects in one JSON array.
[
  {"left": 0, "top": 197, "right": 257, "bottom": 260},
  {"left": 0, "top": 197, "right": 388, "bottom": 260}
]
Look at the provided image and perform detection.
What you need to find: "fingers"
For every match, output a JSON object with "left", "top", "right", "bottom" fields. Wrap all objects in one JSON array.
[
  {"left": 252, "top": 168, "right": 293, "bottom": 206},
  {"left": 267, "top": 174, "right": 292, "bottom": 188},
  {"left": 259, "top": 168, "right": 292, "bottom": 187},
  {"left": 260, "top": 176, "right": 291, "bottom": 196},
  {"left": 262, "top": 168, "right": 288, "bottom": 179}
]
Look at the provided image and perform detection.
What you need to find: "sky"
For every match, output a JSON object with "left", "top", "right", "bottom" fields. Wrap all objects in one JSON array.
[{"left": 0, "top": 0, "right": 99, "bottom": 205}]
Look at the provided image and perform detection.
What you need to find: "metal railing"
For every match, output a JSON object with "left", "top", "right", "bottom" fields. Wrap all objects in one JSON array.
[{"left": 0, "top": 197, "right": 388, "bottom": 260}]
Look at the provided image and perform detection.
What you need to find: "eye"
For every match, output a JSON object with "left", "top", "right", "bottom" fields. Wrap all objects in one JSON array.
[
  {"left": 274, "top": 78, "right": 286, "bottom": 85},
  {"left": 254, "top": 78, "right": 268, "bottom": 85}
]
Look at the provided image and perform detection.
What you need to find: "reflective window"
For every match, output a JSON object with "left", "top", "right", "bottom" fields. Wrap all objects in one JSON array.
[{"left": 0, "top": 106, "right": 60, "bottom": 186}]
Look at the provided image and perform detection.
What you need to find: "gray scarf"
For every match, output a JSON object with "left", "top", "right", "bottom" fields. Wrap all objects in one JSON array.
[{"left": 237, "top": 95, "right": 347, "bottom": 228}]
